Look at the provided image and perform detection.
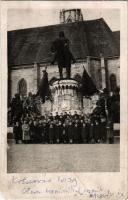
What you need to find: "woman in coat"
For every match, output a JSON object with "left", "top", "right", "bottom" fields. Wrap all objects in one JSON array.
[{"left": 22, "top": 120, "right": 30, "bottom": 144}]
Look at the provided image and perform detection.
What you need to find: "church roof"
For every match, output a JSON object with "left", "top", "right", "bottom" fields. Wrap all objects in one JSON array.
[
  {"left": 112, "top": 31, "right": 120, "bottom": 51},
  {"left": 8, "top": 18, "right": 120, "bottom": 67}
]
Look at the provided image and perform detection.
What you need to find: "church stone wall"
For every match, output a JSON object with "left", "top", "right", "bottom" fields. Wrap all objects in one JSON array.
[
  {"left": 39, "top": 60, "right": 88, "bottom": 82},
  {"left": 90, "top": 59, "right": 102, "bottom": 89},
  {"left": 71, "top": 61, "right": 88, "bottom": 78},
  {"left": 39, "top": 64, "right": 59, "bottom": 81},
  {"left": 9, "top": 57, "right": 120, "bottom": 101},
  {"left": 106, "top": 57, "right": 120, "bottom": 87},
  {"left": 10, "top": 60, "right": 88, "bottom": 100},
  {"left": 10, "top": 66, "right": 37, "bottom": 99}
]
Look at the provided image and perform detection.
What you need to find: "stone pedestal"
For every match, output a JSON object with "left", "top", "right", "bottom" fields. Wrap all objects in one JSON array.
[
  {"left": 40, "top": 79, "right": 99, "bottom": 116},
  {"left": 51, "top": 79, "right": 82, "bottom": 115}
]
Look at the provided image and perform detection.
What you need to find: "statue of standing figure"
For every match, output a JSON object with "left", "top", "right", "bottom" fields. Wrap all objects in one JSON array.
[{"left": 51, "top": 31, "right": 76, "bottom": 79}]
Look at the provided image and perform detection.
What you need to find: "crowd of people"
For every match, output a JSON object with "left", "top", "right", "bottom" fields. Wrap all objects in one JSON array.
[
  {"left": 8, "top": 92, "right": 41, "bottom": 125},
  {"left": 8, "top": 88, "right": 120, "bottom": 145},
  {"left": 13, "top": 110, "right": 114, "bottom": 145}
]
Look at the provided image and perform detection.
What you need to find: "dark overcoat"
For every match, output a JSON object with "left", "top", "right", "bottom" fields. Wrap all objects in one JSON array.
[
  {"left": 81, "top": 125, "right": 88, "bottom": 143},
  {"left": 43, "top": 124, "right": 49, "bottom": 143},
  {"left": 100, "top": 122, "right": 107, "bottom": 142},
  {"left": 55, "top": 124, "right": 63, "bottom": 142},
  {"left": 36, "top": 124, "right": 43, "bottom": 143},
  {"left": 49, "top": 126, "right": 55, "bottom": 142},
  {"left": 73, "top": 125, "right": 79, "bottom": 143},
  {"left": 13, "top": 124, "right": 22, "bottom": 141},
  {"left": 61, "top": 126, "right": 68, "bottom": 142},
  {"left": 67, "top": 124, "right": 73, "bottom": 140},
  {"left": 93, "top": 123, "right": 100, "bottom": 142},
  {"left": 89, "top": 124, "right": 94, "bottom": 140}
]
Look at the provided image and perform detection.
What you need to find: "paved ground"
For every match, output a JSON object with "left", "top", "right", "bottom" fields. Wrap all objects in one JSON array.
[{"left": 7, "top": 144, "right": 120, "bottom": 173}]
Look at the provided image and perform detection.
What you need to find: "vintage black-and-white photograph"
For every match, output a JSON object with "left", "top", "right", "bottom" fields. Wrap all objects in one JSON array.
[{"left": 7, "top": 8, "right": 120, "bottom": 173}]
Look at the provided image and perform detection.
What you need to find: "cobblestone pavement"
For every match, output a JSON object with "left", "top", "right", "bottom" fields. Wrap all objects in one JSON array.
[{"left": 7, "top": 144, "right": 119, "bottom": 173}]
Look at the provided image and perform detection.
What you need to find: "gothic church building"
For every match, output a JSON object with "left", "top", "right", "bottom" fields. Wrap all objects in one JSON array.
[{"left": 8, "top": 9, "right": 120, "bottom": 106}]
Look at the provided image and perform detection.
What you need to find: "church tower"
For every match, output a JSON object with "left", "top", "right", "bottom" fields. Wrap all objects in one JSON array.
[{"left": 60, "top": 9, "right": 83, "bottom": 24}]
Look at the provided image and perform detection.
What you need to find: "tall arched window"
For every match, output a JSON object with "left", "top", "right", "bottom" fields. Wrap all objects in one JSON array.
[
  {"left": 18, "top": 78, "right": 27, "bottom": 97},
  {"left": 110, "top": 74, "right": 117, "bottom": 92}
]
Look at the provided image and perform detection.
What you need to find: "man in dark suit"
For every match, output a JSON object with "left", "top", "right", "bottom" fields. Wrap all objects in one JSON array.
[
  {"left": 49, "top": 122, "right": 55, "bottom": 144},
  {"left": 73, "top": 122, "right": 79, "bottom": 144},
  {"left": 62, "top": 122, "right": 68, "bottom": 143},
  {"left": 55, "top": 121, "right": 63, "bottom": 143},
  {"left": 67, "top": 121, "right": 73, "bottom": 144},
  {"left": 55, "top": 112, "right": 60, "bottom": 121}
]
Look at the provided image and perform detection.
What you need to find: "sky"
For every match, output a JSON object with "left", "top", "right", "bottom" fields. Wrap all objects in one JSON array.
[{"left": 8, "top": 9, "right": 120, "bottom": 31}]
